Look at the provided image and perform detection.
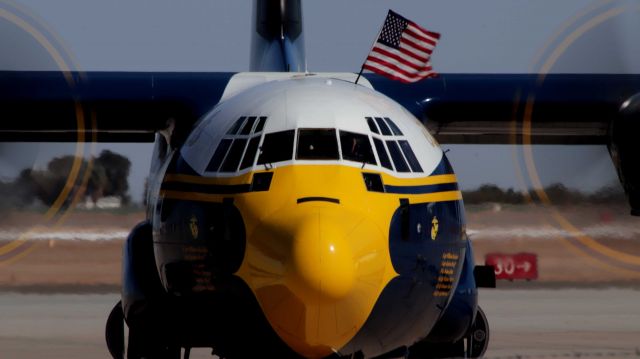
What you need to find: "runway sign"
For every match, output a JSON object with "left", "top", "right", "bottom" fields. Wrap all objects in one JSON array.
[{"left": 485, "top": 252, "right": 538, "bottom": 281}]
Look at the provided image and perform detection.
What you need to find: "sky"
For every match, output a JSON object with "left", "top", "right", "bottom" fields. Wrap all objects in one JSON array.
[{"left": 1, "top": 0, "right": 639, "bottom": 201}]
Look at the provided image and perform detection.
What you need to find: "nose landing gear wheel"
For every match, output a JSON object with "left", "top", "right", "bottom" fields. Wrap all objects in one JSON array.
[
  {"left": 105, "top": 301, "right": 125, "bottom": 359},
  {"left": 466, "top": 306, "right": 489, "bottom": 358}
]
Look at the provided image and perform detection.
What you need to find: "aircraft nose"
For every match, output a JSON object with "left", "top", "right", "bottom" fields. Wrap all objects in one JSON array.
[
  {"left": 287, "top": 213, "right": 355, "bottom": 302},
  {"left": 237, "top": 202, "right": 396, "bottom": 358}
]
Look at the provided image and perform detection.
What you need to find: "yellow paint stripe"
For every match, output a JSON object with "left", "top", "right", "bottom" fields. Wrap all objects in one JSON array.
[
  {"left": 163, "top": 173, "right": 254, "bottom": 186},
  {"left": 161, "top": 190, "right": 226, "bottom": 203},
  {"left": 405, "top": 190, "right": 462, "bottom": 204},
  {"left": 165, "top": 171, "right": 456, "bottom": 188},
  {"left": 161, "top": 189, "right": 462, "bottom": 205},
  {"left": 381, "top": 173, "right": 458, "bottom": 186}
]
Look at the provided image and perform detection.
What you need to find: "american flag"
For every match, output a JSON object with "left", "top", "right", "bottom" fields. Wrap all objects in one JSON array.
[{"left": 363, "top": 10, "right": 440, "bottom": 83}]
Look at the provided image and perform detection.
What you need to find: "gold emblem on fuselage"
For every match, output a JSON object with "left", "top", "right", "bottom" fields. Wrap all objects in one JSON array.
[
  {"left": 189, "top": 215, "right": 199, "bottom": 239},
  {"left": 431, "top": 216, "right": 439, "bottom": 240}
]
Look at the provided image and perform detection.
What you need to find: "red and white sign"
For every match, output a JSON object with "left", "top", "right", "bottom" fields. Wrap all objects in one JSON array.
[{"left": 485, "top": 252, "right": 538, "bottom": 281}]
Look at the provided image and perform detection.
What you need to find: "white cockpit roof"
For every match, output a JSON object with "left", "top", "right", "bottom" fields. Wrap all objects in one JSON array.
[{"left": 181, "top": 76, "right": 442, "bottom": 177}]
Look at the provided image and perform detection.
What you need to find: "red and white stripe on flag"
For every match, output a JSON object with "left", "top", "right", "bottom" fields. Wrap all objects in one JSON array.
[{"left": 363, "top": 10, "right": 440, "bottom": 83}]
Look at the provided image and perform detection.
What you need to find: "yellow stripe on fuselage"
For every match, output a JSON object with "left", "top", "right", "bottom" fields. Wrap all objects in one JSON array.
[
  {"left": 161, "top": 190, "right": 227, "bottom": 203},
  {"left": 162, "top": 166, "right": 460, "bottom": 203},
  {"left": 164, "top": 172, "right": 256, "bottom": 185},
  {"left": 160, "top": 188, "right": 462, "bottom": 206},
  {"left": 407, "top": 190, "right": 462, "bottom": 203},
  {"left": 380, "top": 173, "right": 457, "bottom": 187}
]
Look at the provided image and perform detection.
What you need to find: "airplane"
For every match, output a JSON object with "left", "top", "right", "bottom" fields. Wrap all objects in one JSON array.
[{"left": 1, "top": 0, "right": 639, "bottom": 358}]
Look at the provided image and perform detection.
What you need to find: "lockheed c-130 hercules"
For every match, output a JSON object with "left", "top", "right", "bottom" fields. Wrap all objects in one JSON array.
[{"left": 1, "top": 0, "right": 640, "bottom": 358}]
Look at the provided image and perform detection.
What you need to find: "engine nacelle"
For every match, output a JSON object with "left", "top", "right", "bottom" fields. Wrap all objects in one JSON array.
[{"left": 608, "top": 93, "right": 640, "bottom": 216}]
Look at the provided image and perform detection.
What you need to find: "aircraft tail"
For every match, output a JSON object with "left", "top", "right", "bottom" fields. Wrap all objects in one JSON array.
[{"left": 250, "top": 0, "right": 306, "bottom": 72}]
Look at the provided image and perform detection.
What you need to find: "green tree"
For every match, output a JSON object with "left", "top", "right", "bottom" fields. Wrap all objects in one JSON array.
[{"left": 95, "top": 150, "right": 131, "bottom": 203}]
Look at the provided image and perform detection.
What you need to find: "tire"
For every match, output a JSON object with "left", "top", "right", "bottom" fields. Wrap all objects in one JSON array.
[
  {"left": 105, "top": 301, "right": 125, "bottom": 359},
  {"left": 467, "top": 306, "right": 490, "bottom": 358}
]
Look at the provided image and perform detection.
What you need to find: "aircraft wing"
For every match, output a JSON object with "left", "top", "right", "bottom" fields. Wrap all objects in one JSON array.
[
  {"left": 1, "top": 70, "right": 639, "bottom": 213},
  {"left": 0, "top": 71, "right": 235, "bottom": 142},
  {"left": 2, "top": 71, "right": 639, "bottom": 145},
  {"left": 365, "top": 73, "right": 640, "bottom": 145},
  {"left": 364, "top": 72, "right": 640, "bottom": 214}
]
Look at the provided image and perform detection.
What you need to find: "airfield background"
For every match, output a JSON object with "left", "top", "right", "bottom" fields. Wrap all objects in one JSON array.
[{"left": 1, "top": 1, "right": 640, "bottom": 358}]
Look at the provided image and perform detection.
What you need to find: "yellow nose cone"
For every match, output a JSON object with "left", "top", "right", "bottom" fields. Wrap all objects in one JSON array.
[
  {"left": 287, "top": 214, "right": 355, "bottom": 303},
  {"left": 238, "top": 192, "right": 397, "bottom": 358}
]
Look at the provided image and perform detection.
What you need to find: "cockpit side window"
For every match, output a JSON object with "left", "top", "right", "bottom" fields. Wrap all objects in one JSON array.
[
  {"left": 220, "top": 139, "right": 247, "bottom": 172},
  {"left": 227, "top": 117, "right": 246, "bottom": 135},
  {"left": 384, "top": 117, "right": 404, "bottom": 136},
  {"left": 374, "top": 117, "right": 393, "bottom": 136},
  {"left": 257, "top": 130, "right": 295, "bottom": 165},
  {"left": 399, "top": 140, "right": 423, "bottom": 172},
  {"left": 373, "top": 138, "right": 393, "bottom": 170},
  {"left": 364, "top": 116, "right": 424, "bottom": 174},
  {"left": 366, "top": 117, "right": 380, "bottom": 134},
  {"left": 206, "top": 138, "right": 233, "bottom": 172},
  {"left": 296, "top": 129, "right": 339, "bottom": 160},
  {"left": 207, "top": 116, "right": 270, "bottom": 173},
  {"left": 339, "top": 131, "right": 377, "bottom": 165},
  {"left": 240, "top": 116, "right": 257, "bottom": 135},
  {"left": 240, "top": 136, "right": 261, "bottom": 170},
  {"left": 386, "top": 140, "right": 411, "bottom": 172},
  {"left": 254, "top": 116, "right": 267, "bottom": 133}
]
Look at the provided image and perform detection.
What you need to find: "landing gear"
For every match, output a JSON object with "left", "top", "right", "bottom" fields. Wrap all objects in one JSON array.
[
  {"left": 105, "top": 301, "right": 125, "bottom": 359},
  {"left": 126, "top": 322, "right": 181, "bottom": 359},
  {"left": 105, "top": 300, "right": 182, "bottom": 359},
  {"left": 407, "top": 306, "right": 490, "bottom": 359},
  {"left": 466, "top": 306, "right": 489, "bottom": 358}
]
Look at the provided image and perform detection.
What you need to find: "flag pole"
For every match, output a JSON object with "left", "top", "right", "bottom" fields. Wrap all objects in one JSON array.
[
  {"left": 355, "top": 10, "right": 390, "bottom": 85},
  {"left": 355, "top": 66, "right": 364, "bottom": 84}
]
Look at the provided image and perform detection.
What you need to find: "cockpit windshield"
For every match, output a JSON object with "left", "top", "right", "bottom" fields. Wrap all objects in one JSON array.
[
  {"left": 340, "top": 131, "right": 376, "bottom": 165},
  {"left": 365, "top": 116, "right": 423, "bottom": 174},
  {"left": 257, "top": 130, "right": 295, "bottom": 165},
  {"left": 296, "top": 129, "right": 340, "bottom": 160},
  {"left": 205, "top": 116, "right": 423, "bottom": 174}
]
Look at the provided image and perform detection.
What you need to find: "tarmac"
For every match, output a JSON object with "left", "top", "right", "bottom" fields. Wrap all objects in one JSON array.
[
  {"left": 480, "top": 288, "right": 640, "bottom": 358},
  {"left": 1, "top": 288, "right": 639, "bottom": 359}
]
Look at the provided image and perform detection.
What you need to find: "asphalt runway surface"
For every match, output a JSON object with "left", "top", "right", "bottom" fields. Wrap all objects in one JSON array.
[{"left": 0, "top": 289, "right": 639, "bottom": 359}]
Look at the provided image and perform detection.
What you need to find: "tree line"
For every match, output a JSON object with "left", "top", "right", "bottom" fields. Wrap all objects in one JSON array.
[
  {"left": 1, "top": 151, "right": 626, "bottom": 210},
  {"left": 0, "top": 150, "right": 131, "bottom": 209},
  {"left": 461, "top": 183, "right": 626, "bottom": 205}
]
